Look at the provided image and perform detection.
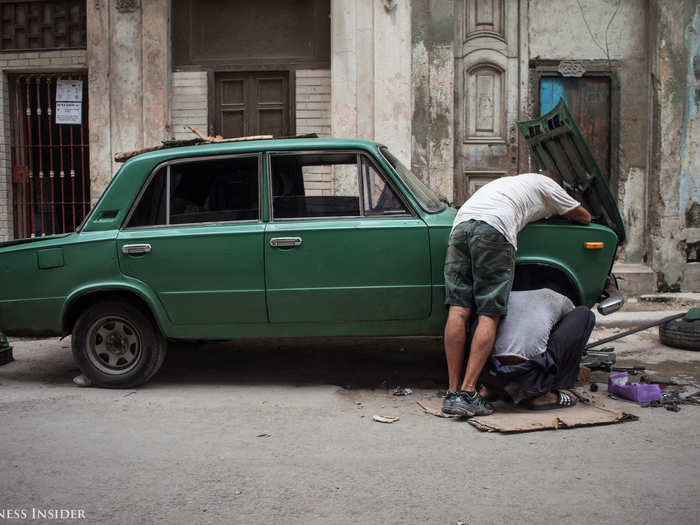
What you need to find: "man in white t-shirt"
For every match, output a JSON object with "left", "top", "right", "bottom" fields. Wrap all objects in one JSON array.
[
  {"left": 478, "top": 289, "right": 596, "bottom": 409},
  {"left": 442, "top": 172, "right": 592, "bottom": 417}
]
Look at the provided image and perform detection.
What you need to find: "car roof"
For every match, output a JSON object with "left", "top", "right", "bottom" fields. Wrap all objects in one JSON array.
[{"left": 122, "top": 137, "right": 383, "bottom": 166}]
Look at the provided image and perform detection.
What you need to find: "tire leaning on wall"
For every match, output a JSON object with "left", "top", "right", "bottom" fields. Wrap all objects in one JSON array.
[{"left": 659, "top": 317, "right": 700, "bottom": 351}]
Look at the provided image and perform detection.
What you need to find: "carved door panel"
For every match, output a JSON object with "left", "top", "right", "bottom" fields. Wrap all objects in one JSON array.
[{"left": 454, "top": 0, "right": 523, "bottom": 204}]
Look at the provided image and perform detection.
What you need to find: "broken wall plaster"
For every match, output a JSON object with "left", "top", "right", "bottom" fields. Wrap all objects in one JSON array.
[
  {"left": 680, "top": 6, "right": 700, "bottom": 230},
  {"left": 410, "top": 0, "right": 454, "bottom": 200}
]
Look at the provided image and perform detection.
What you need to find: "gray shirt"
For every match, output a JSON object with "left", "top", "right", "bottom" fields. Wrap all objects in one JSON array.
[{"left": 492, "top": 289, "right": 574, "bottom": 360}]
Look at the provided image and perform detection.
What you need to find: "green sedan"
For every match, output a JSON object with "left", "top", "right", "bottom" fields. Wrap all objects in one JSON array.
[{"left": 0, "top": 101, "right": 624, "bottom": 387}]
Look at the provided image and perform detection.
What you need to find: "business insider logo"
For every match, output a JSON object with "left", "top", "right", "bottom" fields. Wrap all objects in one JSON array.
[{"left": 0, "top": 508, "right": 86, "bottom": 520}]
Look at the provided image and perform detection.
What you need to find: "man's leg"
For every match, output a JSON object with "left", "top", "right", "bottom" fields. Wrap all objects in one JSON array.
[
  {"left": 548, "top": 306, "right": 595, "bottom": 389},
  {"left": 528, "top": 306, "right": 595, "bottom": 408},
  {"left": 460, "top": 315, "right": 500, "bottom": 392},
  {"left": 443, "top": 305, "right": 472, "bottom": 393}
]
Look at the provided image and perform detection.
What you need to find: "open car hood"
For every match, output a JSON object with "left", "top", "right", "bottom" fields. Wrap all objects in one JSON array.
[{"left": 517, "top": 100, "right": 625, "bottom": 244}]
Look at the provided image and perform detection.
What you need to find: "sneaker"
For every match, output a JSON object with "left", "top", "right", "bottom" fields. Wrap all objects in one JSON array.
[
  {"left": 450, "top": 390, "right": 495, "bottom": 417},
  {"left": 442, "top": 391, "right": 461, "bottom": 415}
]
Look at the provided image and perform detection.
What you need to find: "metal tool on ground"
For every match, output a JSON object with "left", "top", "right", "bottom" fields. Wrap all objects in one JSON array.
[
  {"left": 586, "top": 312, "right": 688, "bottom": 350},
  {"left": 581, "top": 346, "right": 616, "bottom": 370},
  {"left": 611, "top": 365, "right": 646, "bottom": 374}
]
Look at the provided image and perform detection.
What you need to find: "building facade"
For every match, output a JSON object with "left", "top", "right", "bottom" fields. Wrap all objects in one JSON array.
[{"left": 0, "top": 0, "right": 697, "bottom": 292}]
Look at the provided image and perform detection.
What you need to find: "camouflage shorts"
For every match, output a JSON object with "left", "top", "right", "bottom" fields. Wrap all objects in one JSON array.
[{"left": 443, "top": 220, "right": 515, "bottom": 317}]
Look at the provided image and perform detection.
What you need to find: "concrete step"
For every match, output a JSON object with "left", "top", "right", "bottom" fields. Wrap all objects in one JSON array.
[{"left": 613, "top": 263, "right": 656, "bottom": 295}]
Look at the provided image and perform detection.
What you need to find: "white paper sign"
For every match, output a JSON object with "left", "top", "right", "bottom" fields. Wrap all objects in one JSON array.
[
  {"left": 56, "top": 102, "right": 82, "bottom": 125},
  {"left": 56, "top": 80, "right": 83, "bottom": 102}
]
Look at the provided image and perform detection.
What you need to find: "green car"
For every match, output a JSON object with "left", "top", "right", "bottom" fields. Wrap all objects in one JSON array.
[{"left": 0, "top": 100, "right": 624, "bottom": 387}]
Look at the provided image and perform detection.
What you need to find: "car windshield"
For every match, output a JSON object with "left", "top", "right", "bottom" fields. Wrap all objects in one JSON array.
[{"left": 379, "top": 146, "right": 446, "bottom": 213}]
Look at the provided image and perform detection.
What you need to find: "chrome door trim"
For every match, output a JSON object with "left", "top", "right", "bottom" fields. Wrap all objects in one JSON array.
[
  {"left": 269, "top": 237, "right": 303, "bottom": 248},
  {"left": 121, "top": 243, "right": 152, "bottom": 255}
]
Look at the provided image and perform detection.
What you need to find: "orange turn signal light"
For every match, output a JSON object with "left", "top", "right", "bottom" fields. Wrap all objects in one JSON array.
[{"left": 585, "top": 242, "right": 605, "bottom": 250}]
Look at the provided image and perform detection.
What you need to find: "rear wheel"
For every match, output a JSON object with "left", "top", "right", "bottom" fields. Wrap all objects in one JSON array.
[{"left": 72, "top": 300, "right": 166, "bottom": 387}]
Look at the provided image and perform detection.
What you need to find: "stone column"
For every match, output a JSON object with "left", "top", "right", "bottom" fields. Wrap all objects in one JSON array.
[
  {"left": 87, "top": 0, "right": 171, "bottom": 202},
  {"left": 331, "top": 0, "right": 412, "bottom": 165}
]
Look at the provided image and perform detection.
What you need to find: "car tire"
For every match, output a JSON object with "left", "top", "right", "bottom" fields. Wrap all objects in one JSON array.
[
  {"left": 71, "top": 300, "right": 166, "bottom": 387},
  {"left": 659, "top": 317, "right": 700, "bottom": 351}
]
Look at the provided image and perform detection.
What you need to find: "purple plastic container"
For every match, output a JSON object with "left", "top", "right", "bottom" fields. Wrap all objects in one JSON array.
[{"left": 608, "top": 372, "right": 661, "bottom": 403}]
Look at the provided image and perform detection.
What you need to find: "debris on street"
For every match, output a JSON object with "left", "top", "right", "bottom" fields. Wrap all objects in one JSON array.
[
  {"left": 372, "top": 415, "right": 399, "bottom": 424},
  {"left": 72, "top": 374, "right": 92, "bottom": 387},
  {"left": 392, "top": 387, "right": 413, "bottom": 396}
]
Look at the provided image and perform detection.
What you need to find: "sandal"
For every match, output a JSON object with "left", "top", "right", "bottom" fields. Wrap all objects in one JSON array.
[{"left": 527, "top": 390, "right": 577, "bottom": 410}]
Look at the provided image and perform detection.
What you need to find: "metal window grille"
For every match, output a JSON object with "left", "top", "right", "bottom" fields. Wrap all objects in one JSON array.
[
  {"left": 0, "top": 1, "right": 86, "bottom": 51},
  {"left": 9, "top": 73, "right": 90, "bottom": 238}
]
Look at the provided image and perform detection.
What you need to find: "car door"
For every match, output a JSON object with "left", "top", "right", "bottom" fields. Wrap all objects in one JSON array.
[
  {"left": 264, "top": 150, "right": 431, "bottom": 323},
  {"left": 117, "top": 154, "right": 266, "bottom": 326}
]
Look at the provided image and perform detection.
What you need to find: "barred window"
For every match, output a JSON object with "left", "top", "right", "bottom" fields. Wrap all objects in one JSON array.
[{"left": 0, "top": 1, "right": 86, "bottom": 51}]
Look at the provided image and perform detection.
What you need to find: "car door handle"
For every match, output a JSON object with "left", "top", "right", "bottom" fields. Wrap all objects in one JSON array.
[
  {"left": 122, "top": 243, "right": 152, "bottom": 255},
  {"left": 269, "top": 237, "right": 302, "bottom": 248}
]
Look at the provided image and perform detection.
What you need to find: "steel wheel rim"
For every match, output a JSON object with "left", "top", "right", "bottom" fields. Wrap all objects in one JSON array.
[{"left": 85, "top": 315, "right": 142, "bottom": 375}]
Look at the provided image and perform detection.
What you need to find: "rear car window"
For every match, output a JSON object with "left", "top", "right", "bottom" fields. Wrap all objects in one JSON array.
[{"left": 126, "top": 156, "right": 259, "bottom": 227}]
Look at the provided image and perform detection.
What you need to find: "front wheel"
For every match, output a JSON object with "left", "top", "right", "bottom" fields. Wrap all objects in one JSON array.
[{"left": 72, "top": 300, "right": 166, "bottom": 387}]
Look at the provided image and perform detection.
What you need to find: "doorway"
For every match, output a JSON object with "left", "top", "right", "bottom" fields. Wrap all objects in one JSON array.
[{"left": 8, "top": 73, "right": 90, "bottom": 238}]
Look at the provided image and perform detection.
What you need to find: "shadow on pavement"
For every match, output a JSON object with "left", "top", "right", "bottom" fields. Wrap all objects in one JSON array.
[{"left": 155, "top": 337, "right": 446, "bottom": 389}]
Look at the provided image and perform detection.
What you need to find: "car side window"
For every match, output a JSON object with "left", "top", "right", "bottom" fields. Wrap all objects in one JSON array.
[
  {"left": 270, "top": 152, "right": 407, "bottom": 219},
  {"left": 126, "top": 156, "right": 259, "bottom": 228}
]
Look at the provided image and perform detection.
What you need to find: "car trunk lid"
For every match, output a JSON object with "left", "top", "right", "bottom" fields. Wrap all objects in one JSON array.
[{"left": 517, "top": 99, "right": 625, "bottom": 244}]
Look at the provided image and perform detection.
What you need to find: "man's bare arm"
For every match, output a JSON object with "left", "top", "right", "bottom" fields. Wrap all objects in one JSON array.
[{"left": 565, "top": 205, "right": 592, "bottom": 225}]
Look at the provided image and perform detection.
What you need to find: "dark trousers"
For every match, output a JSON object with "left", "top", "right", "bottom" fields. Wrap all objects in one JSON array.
[{"left": 478, "top": 306, "right": 596, "bottom": 404}]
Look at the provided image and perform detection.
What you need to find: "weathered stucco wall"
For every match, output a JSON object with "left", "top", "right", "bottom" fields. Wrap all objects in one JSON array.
[
  {"left": 410, "top": 0, "right": 454, "bottom": 201},
  {"left": 529, "top": 0, "right": 650, "bottom": 265},
  {"left": 330, "top": 0, "right": 412, "bottom": 165},
  {"left": 650, "top": 0, "right": 700, "bottom": 291},
  {"left": 87, "top": 0, "right": 170, "bottom": 202}
]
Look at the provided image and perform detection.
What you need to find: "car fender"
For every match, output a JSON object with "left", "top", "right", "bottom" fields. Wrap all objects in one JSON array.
[{"left": 62, "top": 277, "right": 172, "bottom": 336}]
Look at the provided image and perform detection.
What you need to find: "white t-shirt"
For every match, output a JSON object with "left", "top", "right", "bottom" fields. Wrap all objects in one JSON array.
[
  {"left": 492, "top": 289, "right": 574, "bottom": 360},
  {"left": 453, "top": 173, "right": 581, "bottom": 249}
]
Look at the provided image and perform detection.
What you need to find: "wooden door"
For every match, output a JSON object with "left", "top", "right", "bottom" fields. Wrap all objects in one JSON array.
[
  {"left": 454, "top": 0, "right": 523, "bottom": 204},
  {"left": 539, "top": 76, "right": 613, "bottom": 182},
  {"left": 212, "top": 71, "right": 290, "bottom": 138}
]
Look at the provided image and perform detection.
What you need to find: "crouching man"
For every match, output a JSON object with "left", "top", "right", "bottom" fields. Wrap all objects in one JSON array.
[{"left": 478, "top": 288, "right": 595, "bottom": 410}]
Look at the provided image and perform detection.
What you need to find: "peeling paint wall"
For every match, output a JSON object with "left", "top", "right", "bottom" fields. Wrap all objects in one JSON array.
[
  {"left": 410, "top": 0, "right": 454, "bottom": 200},
  {"left": 529, "top": 0, "right": 650, "bottom": 265},
  {"left": 680, "top": 3, "right": 700, "bottom": 289},
  {"left": 649, "top": 0, "right": 699, "bottom": 291}
]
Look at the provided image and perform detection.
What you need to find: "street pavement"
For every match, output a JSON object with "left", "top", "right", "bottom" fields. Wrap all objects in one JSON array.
[{"left": 0, "top": 299, "right": 698, "bottom": 524}]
